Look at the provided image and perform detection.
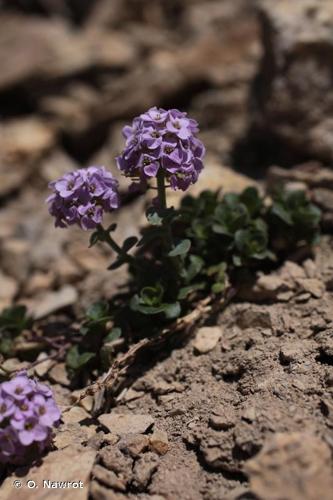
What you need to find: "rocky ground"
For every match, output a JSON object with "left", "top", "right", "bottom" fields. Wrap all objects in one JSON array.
[{"left": 1, "top": 1, "right": 333, "bottom": 499}]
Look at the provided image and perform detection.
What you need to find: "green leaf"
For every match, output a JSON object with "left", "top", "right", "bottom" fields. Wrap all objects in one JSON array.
[
  {"left": 86, "top": 302, "right": 109, "bottom": 322},
  {"left": 0, "top": 336, "right": 14, "bottom": 356},
  {"left": 0, "top": 305, "right": 32, "bottom": 334},
  {"left": 232, "top": 254, "right": 242, "bottom": 267},
  {"left": 146, "top": 209, "right": 163, "bottom": 226},
  {"left": 130, "top": 295, "right": 180, "bottom": 319},
  {"left": 213, "top": 202, "right": 249, "bottom": 234},
  {"left": 271, "top": 202, "right": 293, "bottom": 225},
  {"left": 104, "top": 328, "right": 122, "bottom": 343},
  {"left": 182, "top": 255, "right": 204, "bottom": 283},
  {"left": 107, "top": 223, "right": 117, "bottom": 232},
  {"left": 140, "top": 284, "right": 164, "bottom": 306},
  {"left": 66, "top": 346, "right": 95, "bottom": 370},
  {"left": 211, "top": 282, "right": 225, "bottom": 294},
  {"left": 89, "top": 231, "right": 100, "bottom": 247},
  {"left": 108, "top": 257, "right": 126, "bottom": 270},
  {"left": 178, "top": 283, "right": 205, "bottom": 300},
  {"left": 122, "top": 237, "right": 138, "bottom": 252},
  {"left": 137, "top": 228, "right": 163, "bottom": 247},
  {"left": 189, "top": 220, "right": 209, "bottom": 240},
  {"left": 240, "top": 187, "right": 262, "bottom": 217},
  {"left": 168, "top": 239, "right": 191, "bottom": 257}
]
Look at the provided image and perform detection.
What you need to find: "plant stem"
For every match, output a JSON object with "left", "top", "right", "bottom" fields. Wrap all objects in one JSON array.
[
  {"left": 157, "top": 170, "right": 174, "bottom": 253},
  {"left": 157, "top": 170, "right": 167, "bottom": 210},
  {"left": 98, "top": 225, "right": 135, "bottom": 266}
]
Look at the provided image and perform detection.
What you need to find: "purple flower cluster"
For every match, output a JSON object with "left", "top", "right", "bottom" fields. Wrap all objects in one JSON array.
[
  {"left": 116, "top": 107, "right": 205, "bottom": 191},
  {"left": 47, "top": 166, "right": 120, "bottom": 230},
  {"left": 0, "top": 372, "right": 61, "bottom": 465}
]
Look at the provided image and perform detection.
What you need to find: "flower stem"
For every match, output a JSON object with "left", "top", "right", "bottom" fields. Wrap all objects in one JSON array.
[
  {"left": 157, "top": 170, "right": 174, "bottom": 253},
  {"left": 97, "top": 224, "right": 135, "bottom": 266},
  {"left": 157, "top": 170, "right": 167, "bottom": 210}
]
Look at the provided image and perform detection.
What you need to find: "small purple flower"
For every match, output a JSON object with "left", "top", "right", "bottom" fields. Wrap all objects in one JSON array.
[
  {"left": 0, "top": 395, "right": 15, "bottom": 422},
  {"left": 17, "top": 417, "right": 48, "bottom": 446},
  {"left": 116, "top": 107, "right": 205, "bottom": 191},
  {"left": 2, "top": 375, "right": 33, "bottom": 400},
  {"left": 53, "top": 172, "right": 84, "bottom": 199},
  {"left": 11, "top": 398, "right": 35, "bottom": 422},
  {"left": 33, "top": 395, "right": 61, "bottom": 427},
  {"left": 78, "top": 203, "right": 103, "bottom": 230},
  {"left": 47, "top": 166, "right": 120, "bottom": 231},
  {"left": 0, "top": 428, "right": 16, "bottom": 460},
  {"left": 0, "top": 373, "right": 61, "bottom": 465}
]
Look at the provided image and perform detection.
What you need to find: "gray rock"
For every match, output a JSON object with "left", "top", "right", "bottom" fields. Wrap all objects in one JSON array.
[
  {"left": 253, "top": 0, "right": 333, "bottom": 163},
  {"left": 98, "top": 413, "right": 154, "bottom": 436},
  {"left": 31, "top": 285, "right": 78, "bottom": 319}
]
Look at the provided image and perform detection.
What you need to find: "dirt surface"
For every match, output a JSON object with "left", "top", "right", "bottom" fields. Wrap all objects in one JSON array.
[
  {"left": 2, "top": 238, "right": 333, "bottom": 499},
  {"left": 1, "top": 1, "right": 333, "bottom": 499}
]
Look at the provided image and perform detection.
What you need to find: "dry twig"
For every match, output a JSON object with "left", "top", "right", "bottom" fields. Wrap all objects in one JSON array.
[{"left": 67, "top": 288, "right": 235, "bottom": 413}]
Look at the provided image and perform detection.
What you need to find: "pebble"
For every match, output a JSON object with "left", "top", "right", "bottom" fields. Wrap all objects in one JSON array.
[
  {"left": 31, "top": 285, "right": 78, "bottom": 319},
  {"left": 193, "top": 326, "right": 222, "bottom": 354},
  {"left": 98, "top": 413, "right": 155, "bottom": 435},
  {"left": 149, "top": 429, "right": 169, "bottom": 455}
]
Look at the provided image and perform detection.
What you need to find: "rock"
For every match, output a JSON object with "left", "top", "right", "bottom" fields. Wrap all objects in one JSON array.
[
  {"left": 92, "top": 464, "right": 126, "bottom": 492},
  {"left": 132, "top": 452, "right": 159, "bottom": 492},
  {"left": 193, "top": 326, "right": 222, "bottom": 354},
  {"left": 54, "top": 422, "right": 96, "bottom": 450},
  {"left": 71, "top": 390, "right": 94, "bottom": 413},
  {"left": 118, "top": 434, "right": 149, "bottom": 458},
  {"left": 320, "top": 339, "right": 333, "bottom": 359},
  {"left": 0, "top": 358, "right": 30, "bottom": 374},
  {"left": 236, "top": 307, "right": 273, "bottom": 329},
  {"left": 116, "top": 388, "right": 145, "bottom": 403},
  {"left": 256, "top": 275, "right": 287, "bottom": 295},
  {"left": 49, "top": 363, "right": 71, "bottom": 387},
  {"left": 98, "top": 413, "right": 154, "bottom": 436},
  {"left": 90, "top": 481, "right": 127, "bottom": 500},
  {"left": 209, "top": 405, "right": 236, "bottom": 431},
  {"left": 98, "top": 446, "right": 133, "bottom": 481},
  {"left": 0, "top": 14, "right": 136, "bottom": 92},
  {"left": 312, "top": 188, "right": 333, "bottom": 212},
  {"left": 296, "top": 278, "right": 325, "bottom": 298},
  {"left": 279, "top": 261, "right": 306, "bottom": 283},
  {"left": 1, "top": 239, "right": 31, "bottom": 281},
  {"left": 245, "top": 432, "right": 333, "bottom": 500},
  {"left": 241, "top": 406, "right": 257, "bottom": 423},
  {"left": 61, "top": 406, "right": 91, "bottom": 425},
  {"left": 254, "top": 0, "right": 333, "bottom": 163},
  {"left": 303, "top": 259, "right": 318, "bottom": 279},
  {"left": 31, "top": 285, "right": 78, "bottom": 319},
  {"left": 1, "top": 445, "right": 96, "bottom": 500},
  {"left": 0, "top": 117, "right": 55, "bottom": 197},
  {"left": 295, "top": 292, "right": 311, "bottom": 303},
  {"left": 149, "top": 380, "right": 185, "bottom": 396},
  {"left": 168, "top": 159, "right": 258, "bottom": 208},
  {"left": 33, "top": 352, "right": 55, "bottom": 377},
  {"left": 149, "top": 429, "right": 169, "bottom": 456},
  {"left": 0, "top": 271, "right": 18, "bottom": 307},
  {"left": 324, "top": 368, "right": 333, "bottom": 387},
  {"left": 40, "top": 148, "right": 79, "bottom": 183},
  {"left": 267, "top": 163, "right": 333, "bottom": 190},
  {"left": 279, "top": 342, "right": 303, "bottom": 364},
  {"left": 24, "top": 272, "right": 55, "bottom": 297},
  {"left": 240, "top": 274, "right": 289, "bottom": 301}
]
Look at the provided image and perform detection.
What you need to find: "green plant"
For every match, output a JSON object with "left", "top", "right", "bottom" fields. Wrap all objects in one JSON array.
[
  {"left": 0, "top": 305, "right": 32, "bottom": 356},
  {"left": 269, "top": 189, "right": 321, "bottom": 251},
  {"left": 66, "top": 301, "right": 118, "bottom": 374}
]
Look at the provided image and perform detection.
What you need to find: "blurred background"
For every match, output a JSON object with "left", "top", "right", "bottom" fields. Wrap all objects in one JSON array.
[{"left": 0, "top": 0, "right": 332, "bottom": 317}]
